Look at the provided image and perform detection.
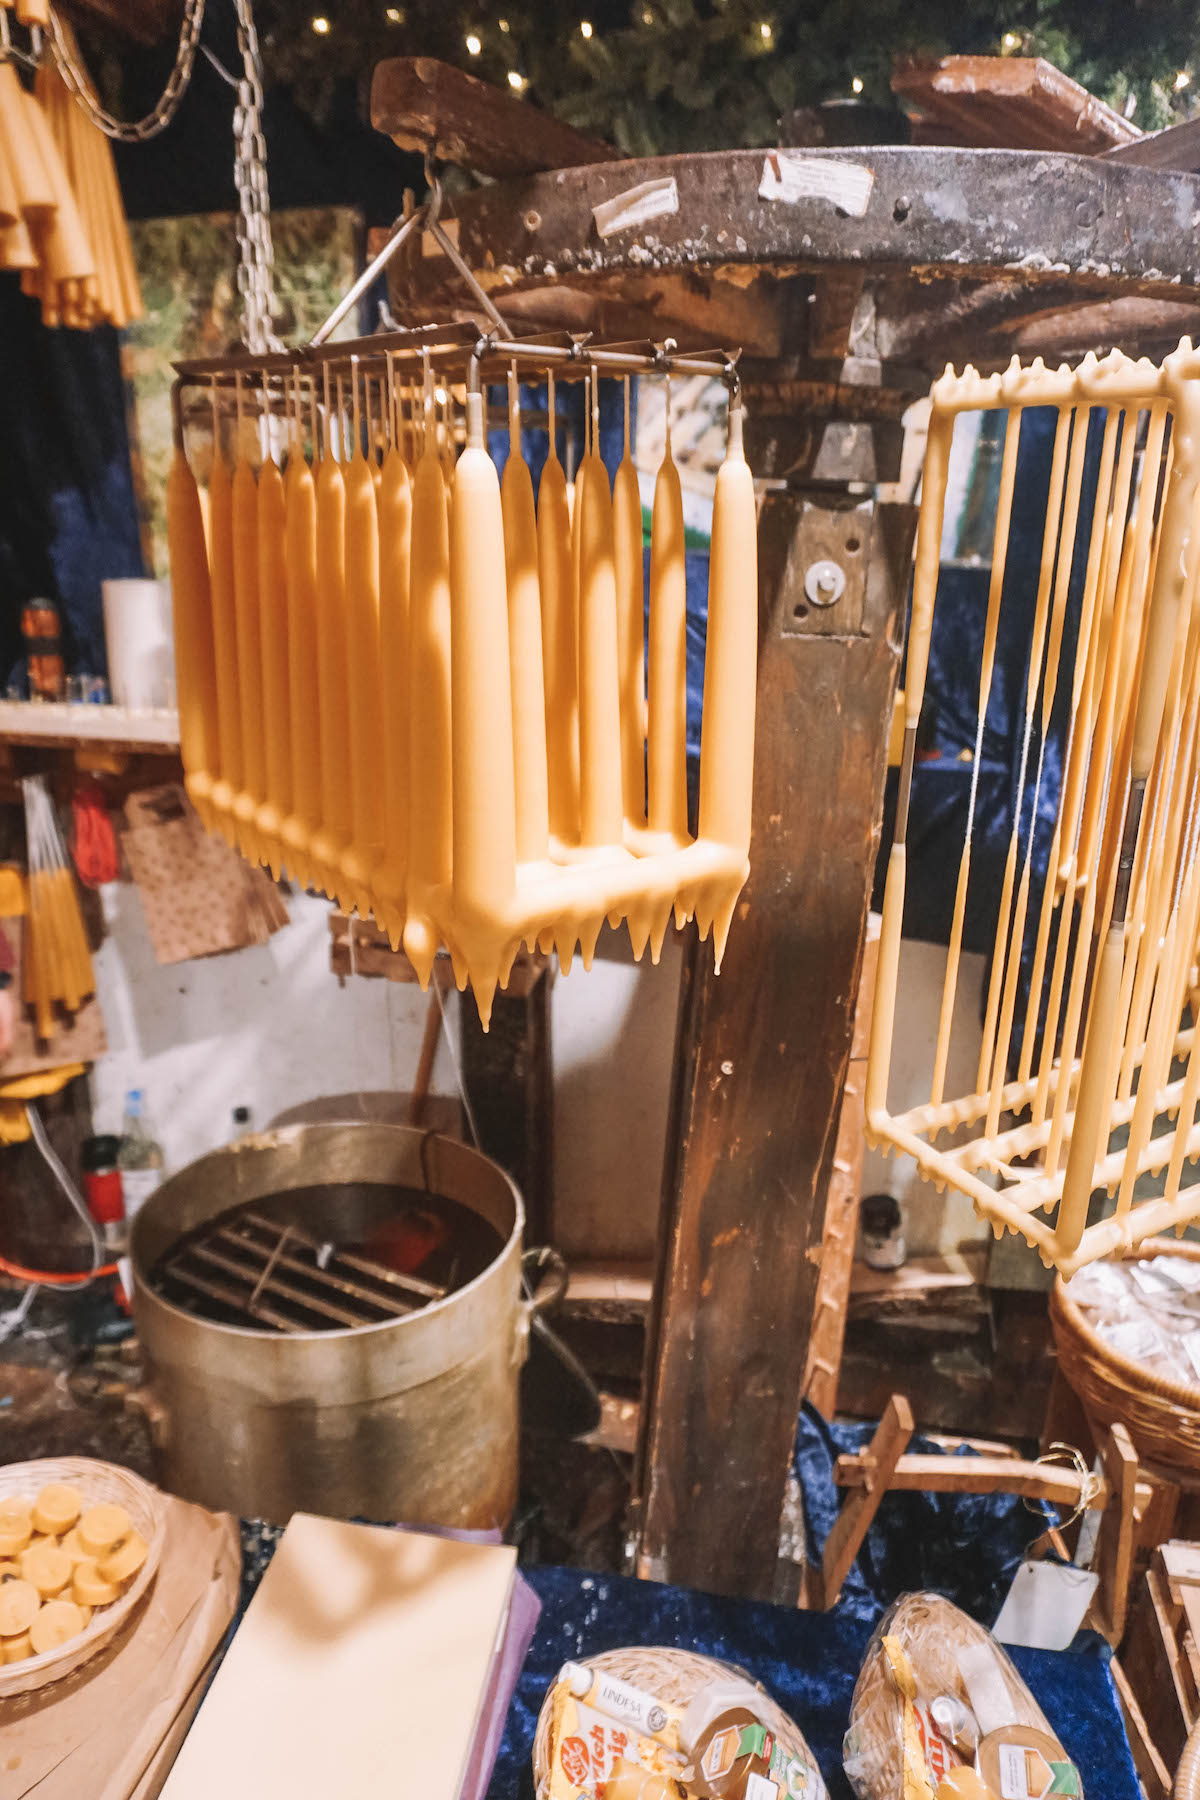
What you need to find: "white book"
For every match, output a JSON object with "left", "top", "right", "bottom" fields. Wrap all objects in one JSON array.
[{"left": 161, "top": 1512, "right": 517, "bottom": 1800}]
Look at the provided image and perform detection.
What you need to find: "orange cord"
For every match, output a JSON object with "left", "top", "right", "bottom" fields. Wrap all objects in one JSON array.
[{"left": 0, "top": 1252, "right": 118, "bottom": 1285}]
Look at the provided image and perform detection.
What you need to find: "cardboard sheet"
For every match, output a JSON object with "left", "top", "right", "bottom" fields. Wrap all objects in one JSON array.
[
  {"left": 160, "top": 1513, "right": 517, "bottom": 1800},
  {"left": 0, "top": 1493, "right": 240, "bottom": 1800}
]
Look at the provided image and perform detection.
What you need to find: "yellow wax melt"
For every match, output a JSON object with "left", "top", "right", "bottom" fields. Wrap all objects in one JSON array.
[
  {"left": 100, "top": 1529, "right": 147, "bottom": 1585},
  {"left": 0, "top": 1579, "right": 40, "bottom": 1636},
  {"left": 73, "top": 1560, "right": 120, "bottom": 1606},
  {"left": 31, "top": 1597, "right": 85, "bottom": 1654},
  {"left": 33, "top": 1483, "right": 82, "bottom": 1540},
  {"left": 59, "top": 1527, "right": 90, "bottom": 1565},
  {"left": 78, "top": 1503, "right": 130, "bottom": 1560},
  {"left": 2, "top": 1630, "right": 31, "bottom": 1663},
  {"left": 20, "top": 1540, "right": 72, "bottom": 1597}
]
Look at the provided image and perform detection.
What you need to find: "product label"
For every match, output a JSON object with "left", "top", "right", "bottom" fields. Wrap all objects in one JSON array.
[
  {"left": 701, "top": 1723, "right": 773, "bottom": 1782},
  {"left": 996, "top": 1742, "right": 1082, "bottom": 1798},
  {"left": 121, "top": 1167, "right": 161, "bottom": 1223},
  {"left": 745, "top": 1776, "right": 780, "bottom": 1800},
  {"left": 558, "top": 1698, "right": 677, "bottom": 1795},
  {"left": 913, "top": 1701, "right": 960, "bottom": 1784}
]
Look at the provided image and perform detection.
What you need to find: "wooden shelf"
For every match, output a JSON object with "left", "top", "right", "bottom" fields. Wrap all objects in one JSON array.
[{"left": 0, "top": 702, "right": 180, "bottom": 752}]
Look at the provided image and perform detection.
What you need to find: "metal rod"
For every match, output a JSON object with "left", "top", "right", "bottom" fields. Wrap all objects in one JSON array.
[{"left": 310, "top": 205, "right": 428, "bottom": 347}]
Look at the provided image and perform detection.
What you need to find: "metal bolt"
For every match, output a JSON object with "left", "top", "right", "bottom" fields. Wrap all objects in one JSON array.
[
  {"left": 805, "top": 559, "right": 846, "bottom": 607},
  {"left": 523, "top": 209, "right": 542, "bottom": 232}
]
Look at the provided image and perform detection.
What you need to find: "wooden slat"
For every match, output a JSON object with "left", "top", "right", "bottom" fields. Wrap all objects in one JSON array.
[
  {"left": 1103, "top": 117, "right": 1200, "bottom": 172},
  {"left": 822, "top": 1395, "right": 914, "bottom": 1608},
  {"left": 1095, "top": 1423, "right": 1139, "bottom": 1643},
  {"left": 892, "top": 56, "right": 1140, "bottom": 155},
  {"left": 370, "top": 58, "right": 619, "bottom": 178},
  {"left": 1110, "top": 1654, "right": 1172, "bottom": 1800},
  {"left": 834, "top": 1452, "right": 1108, "bottom": 1510}
]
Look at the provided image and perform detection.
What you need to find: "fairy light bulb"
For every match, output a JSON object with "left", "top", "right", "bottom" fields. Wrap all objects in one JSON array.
[
  {"left": 311, "top": 14, "right": 330, "bottom": 31},
  {"left": 580, "top": 18, "right": 593, "bottom": 36},
  {"left": 466, "top": 32, "right": 482, "bottom": 53},
  {"left": 508, "top": 69, "right": 527, "bottom": 90},
  {"left": 851, "top": 74, "right": 863, "bottom": 93}
]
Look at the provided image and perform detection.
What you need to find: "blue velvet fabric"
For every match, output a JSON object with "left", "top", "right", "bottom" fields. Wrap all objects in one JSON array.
[
  {"left": 794, "top": 1404, "right": 1057, "bottom": 1627},
  {"left": 486, "top": 1564, "right": 1139, "bottom": 1799}
]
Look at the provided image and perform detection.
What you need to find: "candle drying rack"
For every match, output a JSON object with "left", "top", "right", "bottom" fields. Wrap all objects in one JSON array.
[
  {"left": 868, "top": 341, "right": 1200, "bottom": 1275},
  {"left": 167, "top": 217, "right": 757, "bottom": 1026}
]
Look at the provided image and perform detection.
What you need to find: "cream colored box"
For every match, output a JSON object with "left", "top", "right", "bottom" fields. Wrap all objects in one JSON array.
[{"left": 160, "top": 1512, "right": 516, "bottom": 1800}]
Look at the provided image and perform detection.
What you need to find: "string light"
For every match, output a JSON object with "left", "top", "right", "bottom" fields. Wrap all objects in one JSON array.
[
  {"left": 1176, "top": 68, "right": 1192, "bottom": 89},
  {"left": 465, "top": 31, "right": 481, "bottom": 53},
  {"left": 434, "top": 387, "right": 449, "bottom": 405},
  {"left": 851, "top": 74, "right": 863, "bottom": 93},
  {"left": 385, "top": 5, "right": 403, "bottom": 18},
  {"left": 1002, "top": 30, "right": 1020, "bottom": 49},
  {"left": 508, "top": 69, "right": 527, "bottom": 90},
  {"left": 311, "top": 13, "right": 330, "bottom": 31},
  {"left": 498, "top": 16, "right": 510, "bottom": 29},
  {"left": 580, "top": 18, "right": 593, "bottom": 36},
  {"left": 641, "top": 7, "right": 652, "bottom": 20},
  {"left": 758, "top": 20, "right": 772, "bottom": 39}
]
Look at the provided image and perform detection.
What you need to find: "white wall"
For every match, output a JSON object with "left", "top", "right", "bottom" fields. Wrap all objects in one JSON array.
[{"left": 87, "top": 882, "right": 678, "bottom": 1260}]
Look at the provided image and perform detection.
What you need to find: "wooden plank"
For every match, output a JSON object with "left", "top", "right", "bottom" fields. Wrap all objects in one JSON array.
[
  {"left": 1109, "top": 1654, "right": 1172, "bottom": 1800},
  {"left": 834, "top": 1452, "right": 1107, "bottom": 1510},
  {"left": 634, "top": 489, "right": 911, "bottom": 1600},
  {"left": 1103, "top": 116, "right": 1200, "bottom": 171},
  {"left": 1125, "top": 1570, "right": 1192, "bottom": 1772},
  {"left": 892, "top": 56, "right": 1139, "bottom": 155},
  {"left": 803, "top": 914, "right": 878, "bottom": 1418},
  {"left": 1095, "top": 1423, "right": 1139, "bottom": 1644},
  {"left": 821, "top": 1395, "right": 914, "bottom": 1608},
  {"left": 370, "top": 58, "right": 619, "bottom": 179}
]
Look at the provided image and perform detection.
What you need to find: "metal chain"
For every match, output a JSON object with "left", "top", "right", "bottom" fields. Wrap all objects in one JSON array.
[
  {"left": 231, "top": 0, "right": 280, "bottom": 353},
  {"left": 48, "top": 0, "right": 207, "bottom": 143}
]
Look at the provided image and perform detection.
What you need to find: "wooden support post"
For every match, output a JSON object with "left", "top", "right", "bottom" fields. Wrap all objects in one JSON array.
[
  {"left": 634, "top": 488, "right": 911, "bottom": 1599},
  {"left": 459, "top": 966, "right": 555, "bottom": 1245},
  {"left": 821, "top": 1395, "right": 914, "bottom": 1609},
  {"left": 1095, "top": 1422, "right": 1139, "bottom": 1644}
]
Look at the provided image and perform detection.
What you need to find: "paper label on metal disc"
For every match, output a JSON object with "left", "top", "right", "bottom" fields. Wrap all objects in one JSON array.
[
  {"left": 758, "top": 152, "right": 874, "bottom": 216},
  {"left": 592, "top": 176, "right": 680, "bottom": 239}
]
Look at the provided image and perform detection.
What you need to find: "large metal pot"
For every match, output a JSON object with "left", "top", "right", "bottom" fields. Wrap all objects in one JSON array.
[{"left": 130, "top": 1123, "right": 559, "bottom": 1528}]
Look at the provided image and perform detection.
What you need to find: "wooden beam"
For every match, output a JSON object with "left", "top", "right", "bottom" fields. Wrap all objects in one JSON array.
[
  {"left": 370, "top": 58, "right": 619, "bottom": 179},
  {"left": 834, "top": 1452, "right": 1109, "bottom": 1511},
  {"left": 1095, "top": 1423, "right": 1139, "bottom": 1644},
  {"left": 822, "top": 1395, "right": 914, "bottom": 1608},
  {"left": 634, "top": 487, "right": 911, "bottom": 1600},
  {"left": 1109, "top": 1655, "right": 1172, "bottom": 1800},
  {"left": 892, "top": 55, "right": 1139, "bottom": 155},
  {"left": 1103, "top": 116, "right": 1200, "bottom": 171}
]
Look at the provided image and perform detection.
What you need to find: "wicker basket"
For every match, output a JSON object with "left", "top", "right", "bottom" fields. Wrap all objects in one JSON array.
[
  {"left": 532, "top": 1646, "right": 822, "bottom": 1799},
  {"left": 0, "top": 1456, "right": 166, "bottom": 1698},
  {"left": 1050, "top": 1235, "right": 1200, "bottom": 1474}
]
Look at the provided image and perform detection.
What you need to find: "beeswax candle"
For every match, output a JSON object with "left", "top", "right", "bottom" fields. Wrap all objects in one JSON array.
[
  {"left": 280, "top": 382, "right": 322, "bottom": 888},
  {"left": 613, "top": 377, "right": 646, "bottom": 827},
  {"left": 310, "top": 386, "right": 353, "bottom": 907},
  {"left": 537, "top": 375, "right": 580, "bottom": 848},
  {"left": 647, "top": 422, "right": 688, "bottom": 842},
  {"left": 207, "top": 435, "right": 244, "bottom": 850},
  {"left": 166, "top": 446, "right": 219, "bottom": 829},
  {"left": 342, "top": 371, "right": 385, "bottom": 914},
  {"left": 450, "top": 388, "right": 517, "bottom": 1018},
  {"left": 256, "top": 440, "right": 291, "bottom": 877},
  {"left": 403, "top": 429, "right": 453, "bottom": 986},
  {"left": 501, "top": 371, "right": 549, "bottom": 864},
  {"left": 576, "top": 437, "right": 624, "bottom": 860},
  {"left": 373, "top": 402, "right": 413, "bottom": 949},
  {"left": 231, "top": 446, "right": 266, "bottom": 863}
]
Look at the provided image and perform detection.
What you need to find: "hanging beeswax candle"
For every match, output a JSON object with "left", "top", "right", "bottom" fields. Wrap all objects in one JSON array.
[
  {"left": 403, "top": 396, "right": 454, "bottom": 987},
  {"left": 613, "top": 375, "right": 646, "bottom": 828},
  {"left": 166, "top": 443, "right": 219, "bottom": 829},
  {"left": 648, "top": 399, "right": 688, "bottom": 851},
  {"left": 697, "top": 402, "right": 757, "bottom": 962},
  {"left": 501, "top": 368, "right": 549, "bottom": 866},
  {"left": 576, "top": 379, "right": 624, "bottom": 883},
  {"left": 280, "top": 376, "right": 322, "bottom": 889},
  {"left": 207, "top": 408, "right": 244, "bottom": 852},
  {"left": 309, "top": 375, "right": 353, "bottom": 908},
  {"left": 255, "top": 395, "right": 291, "bottom": 879},
  {"left": 341, "top": 364, "right": 385, "bottom": 915},
  {"left": 449, "top": 383, "right": 517, "bottom": 1021},
  {"left": 537, "top": 372, "right": 580, "bottom": 851},
  {"left": 231, "top": 404, "right": 267, "bottom": 865},
  {"left": 373, "top": 364, "right": 413, "bottom": 950}
]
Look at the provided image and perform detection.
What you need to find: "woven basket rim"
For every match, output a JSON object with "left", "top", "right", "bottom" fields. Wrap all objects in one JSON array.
[
  {"left": 0, "top": 1456, "right": 165, "bottom": 1697},
  {"left": 1052, "top": 1235, "right": 1200, "bottom": 1412}
]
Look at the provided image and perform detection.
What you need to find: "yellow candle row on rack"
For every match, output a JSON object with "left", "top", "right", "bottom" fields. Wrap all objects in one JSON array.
[{"left": 168, "top": 359, "right": 758, "bottom": 1024}]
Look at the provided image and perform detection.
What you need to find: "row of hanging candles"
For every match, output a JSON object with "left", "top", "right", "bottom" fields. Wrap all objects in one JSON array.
[{"left": 167, "top": 350, "right": 757, "bottom": 1026}]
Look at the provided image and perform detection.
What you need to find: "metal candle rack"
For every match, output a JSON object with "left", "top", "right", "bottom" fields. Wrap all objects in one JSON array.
[
  {"left": 167, "top": 242, "right": 758, "bottom": 1025},
  {"left": 867, "top": 339, "right": 1200, "bottom": 1275}
]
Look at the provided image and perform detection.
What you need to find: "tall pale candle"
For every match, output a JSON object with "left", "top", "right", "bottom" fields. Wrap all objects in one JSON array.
[
  {"left": 403, "top": 443, "right": 453, "bottom": 987},
  {"left": 342, "top": 428, "right": 385, "bottom": 914},
  {"left": 310, "top": 446, "right": 352, "bottom": 906},
  {"left": 231, "top": 453, "right": 266, "bottom": 864},
  {"left": 647, "top": 437, "right": 688, "bottom": 840},
  {"left": 501, "top": 377, "right": 549, "bottom": 863},
  {"left": 207, "top": 447, "right": 242, "bottom": 848},
  {"left": 166, "top": 448, "right": 219, "bottom": 829},
  {"left": 576, "top": 453, "right": 624, "bottom": 850},
  {"left": 280, "top": 425, "right": 322, "bottom": 889},
  {"left": 373, "top": 442, "right": 412, "bottom": 949},
  {"left": 255, "top": 451, "right": 290, "bottom": 877},
  {"left": 537, "top": 429, "right": 580, "bottom": 847},
  {"left": 613, "top": 380, "right": 645, "bottom": 826}
]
